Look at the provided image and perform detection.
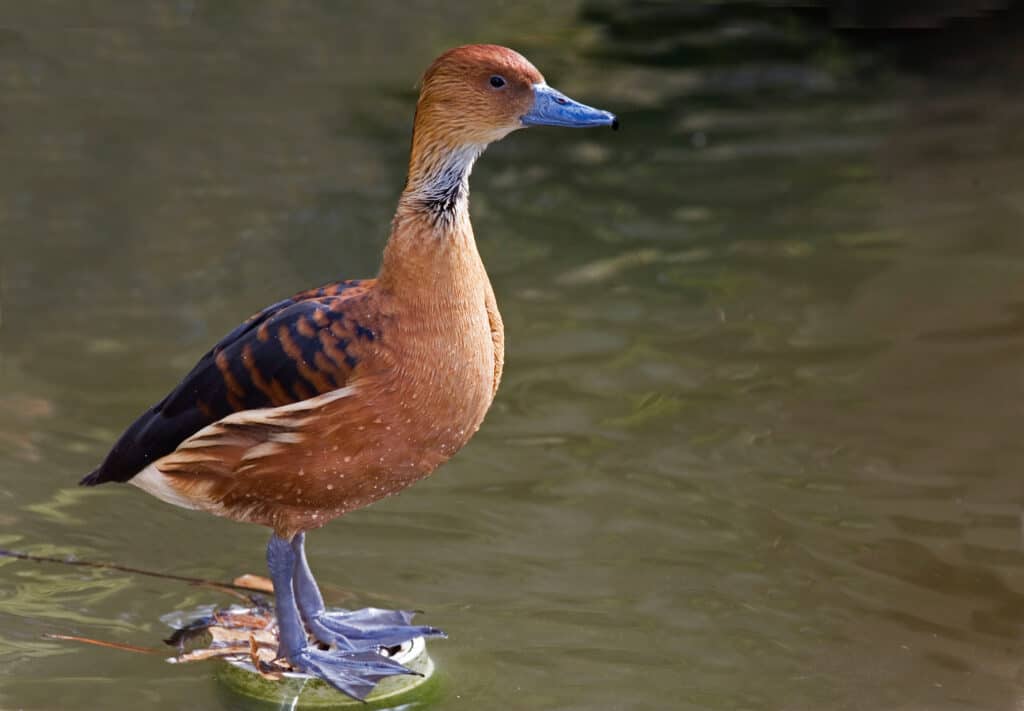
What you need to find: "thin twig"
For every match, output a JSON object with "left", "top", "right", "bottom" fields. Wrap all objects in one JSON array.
[
  {"left": 195, "top": 581, "right": 265, "bottom": 602},
  {"left": 0, "top": 548, "right": 269, "bottom": 594},
  {"left": 43, "top": 633, "right": 161, "bottom": 655}
]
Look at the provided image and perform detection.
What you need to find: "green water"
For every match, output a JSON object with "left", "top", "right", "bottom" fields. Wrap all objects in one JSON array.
[{"left": 3, "top": 2, "right": 1024, "bottom": 709}]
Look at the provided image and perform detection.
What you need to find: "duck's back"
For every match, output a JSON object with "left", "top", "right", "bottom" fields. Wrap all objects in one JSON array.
[{"left": 81, "top": 279, "right": 372, "bottom": 487}]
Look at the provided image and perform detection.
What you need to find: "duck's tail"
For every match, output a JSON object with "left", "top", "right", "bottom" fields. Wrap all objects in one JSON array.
[{"left": 78, "top": 468, "right": 104, "bottom": 486}]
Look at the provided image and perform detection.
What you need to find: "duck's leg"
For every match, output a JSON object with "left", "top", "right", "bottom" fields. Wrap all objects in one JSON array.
[
  {"left": 267, "top": 534, "right": 415, "bottom": 701},
  {"left": 291, "top": 532, "right": 445, "bottom": 651}
]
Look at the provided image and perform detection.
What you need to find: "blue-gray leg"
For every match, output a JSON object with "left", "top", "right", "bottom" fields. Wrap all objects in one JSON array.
[
  {"left": 290, "top": 532, "right": 446, "bottom": 652},
  {"left": 266, "top": 534, "right": 415, "bottom": 701},
  {"left": 266, "top": 533, "right": 309, "bottom": 657}
]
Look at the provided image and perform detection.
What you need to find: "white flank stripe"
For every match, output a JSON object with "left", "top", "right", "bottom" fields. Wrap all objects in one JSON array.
[
  {"left": 128, "top": 385, "right": 359, "bottom": 509},
  {"left": 240, "top": 441, "right": 285, "bottom": 462},
  {"left": 271, "top": 385, "right": 358, "bottom": 414},
  {"left": 130, "top": 464, "right": 204, "bottom": 511}
]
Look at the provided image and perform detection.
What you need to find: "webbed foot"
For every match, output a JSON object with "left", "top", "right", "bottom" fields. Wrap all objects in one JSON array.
[
  {"left": 286, "top": 646, "right": 417, "bottom": 701},
  {"left": 307, "top": 606, "right": 446, "bottom": 652},
  {"left": 272, "top": 533, "right": 444, "bottom": 699}
]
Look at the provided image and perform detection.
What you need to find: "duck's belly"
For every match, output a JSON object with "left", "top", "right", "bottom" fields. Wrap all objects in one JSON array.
[{"left": 266, "top": 359, "right": 493, "bottom": 528}]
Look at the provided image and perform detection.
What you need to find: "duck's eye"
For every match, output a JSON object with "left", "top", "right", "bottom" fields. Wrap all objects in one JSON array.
[{"left": 489, "top": 75, "right": 507, "bottom": 89}]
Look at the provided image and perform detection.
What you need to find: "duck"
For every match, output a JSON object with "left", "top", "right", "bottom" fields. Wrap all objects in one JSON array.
[{"left": 81, "top": 44, "right": 617, "bottom": 700}]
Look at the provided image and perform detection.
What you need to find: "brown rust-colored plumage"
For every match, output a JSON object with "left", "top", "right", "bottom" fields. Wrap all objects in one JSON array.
[
  {"left": 81, "top": 44, "right": 617, "bottom": 700},
  {"left": 156, "top": 250, "right": 502, "bottom": 538},
  {"left": 85, "top": 46, "right": 545, "bottom": 539},
  {"left": 83, "top": 45, "right": 617, "bottom": 548}
]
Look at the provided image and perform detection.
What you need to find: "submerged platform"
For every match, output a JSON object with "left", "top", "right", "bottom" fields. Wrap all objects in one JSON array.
[
  {"left": 165, "top": 606, "right": 439, "bottom": 709},
  {"left": 218, "top": 634, "right": 437, "bottom": 709}
]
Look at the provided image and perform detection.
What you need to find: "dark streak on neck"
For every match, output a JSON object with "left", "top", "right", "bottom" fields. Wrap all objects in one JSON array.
[
  {"left": 418, "top": 173, "right": 464, "bottom": 219},
  {"left": 403, "top": 144, "right": 481, "bottom": 228}
]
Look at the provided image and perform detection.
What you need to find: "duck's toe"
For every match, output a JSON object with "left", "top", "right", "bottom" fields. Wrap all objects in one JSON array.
[
  {"left": 287, "top": 646, "right": 417, "bottom": 701},
  {"left": 308, "top": 607, "right": 446, "bottom": 651}
]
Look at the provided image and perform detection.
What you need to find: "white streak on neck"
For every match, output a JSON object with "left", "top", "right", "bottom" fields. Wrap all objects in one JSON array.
[{"left": 401, "top": 144, "right": 484, "bottom": 226}]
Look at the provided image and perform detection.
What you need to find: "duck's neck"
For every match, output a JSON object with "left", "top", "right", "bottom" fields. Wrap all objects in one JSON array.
[
  {"left": 399, "top": 141, "right": 483, "bottom": 221},
  {"left": 380, "top": 137, "right": 488, "bottom": 295}
]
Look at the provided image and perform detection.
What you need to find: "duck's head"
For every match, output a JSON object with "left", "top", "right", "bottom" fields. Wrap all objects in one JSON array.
[{"left": 414, "top": 44, "right": 617, "bottom": 149}]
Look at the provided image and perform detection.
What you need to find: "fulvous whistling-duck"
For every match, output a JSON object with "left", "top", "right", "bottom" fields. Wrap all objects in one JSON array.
[{"left": 81, "top": 44, "right": 617, "bottom": 699}]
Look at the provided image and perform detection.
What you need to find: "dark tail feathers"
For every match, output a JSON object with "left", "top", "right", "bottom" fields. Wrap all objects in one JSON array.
[{"left": 79, "top": 468, "right": 104, "bottom": 486}]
